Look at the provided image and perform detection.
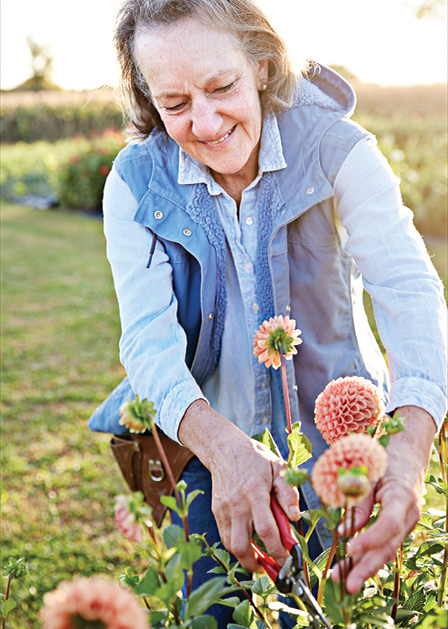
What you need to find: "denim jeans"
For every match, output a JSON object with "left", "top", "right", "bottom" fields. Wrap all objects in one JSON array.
[{"left": 172, "top": 456, "right": 323, "bottom": 629}]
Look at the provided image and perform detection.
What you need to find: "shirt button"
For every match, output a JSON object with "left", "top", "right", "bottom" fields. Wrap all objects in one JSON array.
[
  {"left": 306, "top": 186, "right": 315, "bottom": 195},
  {"left": 262, "top": 416, "right": 269, "bottom": 424},
  {"left": 154, "top": 210, "right": 164, "bottom": 219},
  {"left": 252, "top": 303, "right": 260, "bottom": 312},
  {"left": 245, "top": 216, "right": 254, "bottom": 225},
  {"left": 183, "top": 228, "right": 192, "bottom": 236},
  {"left": 293, "top": 385, "right": 298, "bottom": 392},
  {"left": 285, "top": 305, "right": 291, "bottom": 313},
  {"left": 208, "top": 313, "right": 214, "bottom": 320}
]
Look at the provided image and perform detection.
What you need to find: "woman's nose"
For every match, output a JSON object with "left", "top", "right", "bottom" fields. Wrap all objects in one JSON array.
[{"left": 191, "top": 99, "right": 223, "bottom": 141}]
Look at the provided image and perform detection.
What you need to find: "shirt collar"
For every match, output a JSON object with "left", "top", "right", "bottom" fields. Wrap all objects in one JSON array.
[{"left": 177, "top": 114, "right": 287, "bottom": 189}]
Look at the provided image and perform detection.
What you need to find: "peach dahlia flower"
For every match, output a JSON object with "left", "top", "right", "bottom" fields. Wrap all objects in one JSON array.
[
  {"left": 253, "top": 315, "right": 302, "bottom": 369},
  {"left": 114, "top": 495, "right": 143, "bottom": 543},
  {"left": 40, "top": 577, "right": 148, "bottom": 629},
  {"left": 311, "top": 434, "right": 387, "bottom": 508},
  {"left": 314, "top": 376, "right": 385, "bottom": 444}
]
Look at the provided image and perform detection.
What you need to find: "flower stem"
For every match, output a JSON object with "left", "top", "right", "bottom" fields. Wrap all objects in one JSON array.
[
  {"left": 279, "top": 345, "right": 292, "bottom": 434},
  {"left": 2, "top": 574, "right": 12, "bottom": 629},
  {"left": 203, "top": 538, "right": 272, "bottom": 627},
  {"left": 150, "top": 420, "right": 192, "bottom": 596},
  {"left": 318, "top": 534, "right": 338, "bottom": 606},
  {"left": 391, "top": 545, "right": 403, "bottom": 621}
]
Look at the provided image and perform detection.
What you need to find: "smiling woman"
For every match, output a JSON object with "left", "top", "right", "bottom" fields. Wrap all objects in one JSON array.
[
  {"left": 88, "top": 1, "right": 447, "bottom": 628},
  {"left": 133, "top": 19, "right": 267, "bottom": 197}
]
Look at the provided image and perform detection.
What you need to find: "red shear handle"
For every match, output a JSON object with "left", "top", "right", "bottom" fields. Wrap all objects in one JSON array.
[
  {"left": 252, "top": 495, "right": 298, "bottom": 579},
  {"left": 270, "top": 495, "right": 297, "bottom": 552},
  {"left": 251, "top": 542, "right": 280, "bottom": 582}
]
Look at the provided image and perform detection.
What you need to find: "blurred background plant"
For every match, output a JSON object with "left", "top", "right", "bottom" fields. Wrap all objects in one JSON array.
[{"left": 1, "top": 80, "right": 446, "bottom": 234}]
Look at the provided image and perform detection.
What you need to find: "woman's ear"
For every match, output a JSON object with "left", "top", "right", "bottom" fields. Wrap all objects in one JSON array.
[{"left": 257, "top": 59, "right": 269, "bottom": 85}]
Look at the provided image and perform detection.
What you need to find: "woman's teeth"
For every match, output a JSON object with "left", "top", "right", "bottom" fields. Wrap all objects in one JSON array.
[{"left": 204, "top": 126, "right": 235, "bottom": 145}]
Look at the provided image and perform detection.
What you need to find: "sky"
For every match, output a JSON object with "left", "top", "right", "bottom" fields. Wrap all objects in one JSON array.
[{"left": 1, "top": 0, "right": 446, "bottom": 91}]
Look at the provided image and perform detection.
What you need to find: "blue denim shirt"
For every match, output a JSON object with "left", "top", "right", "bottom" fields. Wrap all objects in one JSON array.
[
  {"left": 178, "top": 115, "right": 288, "bottom": 439},
  {"left": 92, "top": 67, "right": 447, "bottom": 463}
]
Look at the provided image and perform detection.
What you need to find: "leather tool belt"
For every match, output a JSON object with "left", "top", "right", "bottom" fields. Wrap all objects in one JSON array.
[{"left": 110, "top": 433, "right": 195, "bottom": 527}]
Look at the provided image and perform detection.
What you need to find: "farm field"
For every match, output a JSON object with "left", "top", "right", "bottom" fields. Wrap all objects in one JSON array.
[{"left": 1, "top": 80, "right": 447, "bottom": 627}]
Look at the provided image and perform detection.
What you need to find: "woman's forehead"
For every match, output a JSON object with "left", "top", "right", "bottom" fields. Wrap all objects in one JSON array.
[{"left": 134, "top": 18, "right": 248, "bottom": 90}]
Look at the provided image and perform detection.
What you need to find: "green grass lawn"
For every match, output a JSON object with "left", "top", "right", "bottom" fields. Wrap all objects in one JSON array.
[
  {"left": 1, "top": 203, "right": 146, "bottom": 627},
  {"left": 1, "top": 202, "right": 446, "bottom": 627}
]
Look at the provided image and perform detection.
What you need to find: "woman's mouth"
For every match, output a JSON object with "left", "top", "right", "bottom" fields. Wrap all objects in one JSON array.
[{"left": 203, "top": 126, "right": 236, "bottom": 146}]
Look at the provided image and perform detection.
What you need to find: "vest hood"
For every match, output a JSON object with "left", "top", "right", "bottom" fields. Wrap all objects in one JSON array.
[{"left": 295, "top": 62, "right": 356, "bottom": 118}]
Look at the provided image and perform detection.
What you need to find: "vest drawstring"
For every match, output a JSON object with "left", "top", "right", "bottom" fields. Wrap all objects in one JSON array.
[{"left": 146, "top": 230, "right": 158, "bottom": 269}]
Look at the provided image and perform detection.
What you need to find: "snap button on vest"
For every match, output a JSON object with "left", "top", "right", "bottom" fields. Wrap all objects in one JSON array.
[
  {"left": 154, "top": 211, "right": 163, "bottom": 219},
  {"left": 183, "top": 228, "right": 192, "bottom": 236},
  {"left": 305, "top": 186, "right": 315, "bottom": 195}
]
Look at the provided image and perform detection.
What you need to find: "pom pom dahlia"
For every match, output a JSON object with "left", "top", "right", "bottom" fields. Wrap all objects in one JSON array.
[
  {"left": 40, "top": 577, "right": 148, "bottom": 629},
  {"left": 311, "top": 434, "right": 387, "bottom": 508},
  {"left": 314, "top": 376, "right": 385, "bottom": 444},
  {"left": 253, "top": 315, "right": 302, "bottom": 369}
]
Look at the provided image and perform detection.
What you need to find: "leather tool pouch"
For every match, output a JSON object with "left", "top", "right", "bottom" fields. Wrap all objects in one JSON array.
[{"left": 110, "top": 433, "right": 194, "bottom": 527}]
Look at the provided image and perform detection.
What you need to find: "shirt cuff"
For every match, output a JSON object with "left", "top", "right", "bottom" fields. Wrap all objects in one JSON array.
[
  {"left": 157, "top": 380, "right": 208, "bottom": 443},
  {"left": 386, "top": 376, "right": 447, "bottom": 431}
]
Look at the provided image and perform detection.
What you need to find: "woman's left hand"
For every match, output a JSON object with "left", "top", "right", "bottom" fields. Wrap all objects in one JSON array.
[{"left": 332, "top": 405, "right": 437, "bottom": 593}]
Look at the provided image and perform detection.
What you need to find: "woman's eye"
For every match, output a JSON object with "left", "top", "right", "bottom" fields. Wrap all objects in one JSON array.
[
  {"left": 165, "top": 103, "right": 185, "bottom": 112},
  {"left": 214, "top": 82, "right": 234, "bottom": 93}
]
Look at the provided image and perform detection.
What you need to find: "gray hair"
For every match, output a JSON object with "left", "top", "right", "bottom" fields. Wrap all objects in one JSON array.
[{"left": 114, "top": 0, "right": 302, "bottom": 140}]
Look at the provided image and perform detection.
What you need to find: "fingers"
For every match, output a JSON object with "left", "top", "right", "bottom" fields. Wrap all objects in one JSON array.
[
  {"left": 210, "top": 447, "right": 296, "bottom": 573},
  {"left": 272, "top": 462, "right": 301, "bottom": 522},
  {"left": 333, "top": 481, "right": 421, "bottom": 593}
]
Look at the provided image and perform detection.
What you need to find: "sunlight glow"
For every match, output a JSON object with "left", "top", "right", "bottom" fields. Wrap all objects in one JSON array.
[{"left": 1, "top": 0, "right": 446, "bottom": 91}]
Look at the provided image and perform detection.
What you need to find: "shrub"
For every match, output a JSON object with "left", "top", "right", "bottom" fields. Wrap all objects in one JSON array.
[{"left": 56, "top": 130, "right": 125, "bottom": 211}]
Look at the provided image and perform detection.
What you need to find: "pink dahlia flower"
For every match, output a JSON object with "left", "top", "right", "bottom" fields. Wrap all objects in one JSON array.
[
  {"left": 40, "top": 577, "right": 148, "bottom": 629},
  {"left": 253, "top": 315, "right": 302, "bottom": 370},
  {"left": 314, "top": 376, "right": 385, "bottom": 444},
  {"left": 114, "top": 495, "right": 143, "bottom": 543},
  {"left": 311, "top": 434, "right": 388, "bottom": 508}
]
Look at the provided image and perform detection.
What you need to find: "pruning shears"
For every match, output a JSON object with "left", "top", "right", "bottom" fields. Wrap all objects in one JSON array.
[{"left": 252, "top": 496, "right": 332, "bottom": 629}]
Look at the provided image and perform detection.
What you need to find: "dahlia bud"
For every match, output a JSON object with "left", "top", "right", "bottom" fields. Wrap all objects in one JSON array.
[{"left": 336, "top": 466, "right": 370, "bottom": 501}]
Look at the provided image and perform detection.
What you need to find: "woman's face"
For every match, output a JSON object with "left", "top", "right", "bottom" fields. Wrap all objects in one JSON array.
[{"left": 134, "top": 18, "right": 267, "bottom": 186}]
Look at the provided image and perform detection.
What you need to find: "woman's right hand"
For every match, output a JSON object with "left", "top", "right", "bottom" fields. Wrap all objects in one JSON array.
[{"left": 178, "top": 400, "right": 300, "bottom": 572}]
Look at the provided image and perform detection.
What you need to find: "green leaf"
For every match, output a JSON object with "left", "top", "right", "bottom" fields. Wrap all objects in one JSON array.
[
  {"left": 216, "top": 596, "right": 244, "bottom": 608},
  {"left": 185, "top": 489, "right": 204, "bottom": 510},
  {"left": 177, "top": 540, "right": 203, "bottom": 571},
  {"left": 300, "top": 508, "right": 325, "bottom": 541},
  {"left": 149, "top": 609, "right": 169, "bottom": 626},
  {"left": 1, "top": 597, "right": 16, "bottom": 616},
  {"left": 162, "top": 524, "right": 186, "bottom": 548},
  {"left": 322, "top": 578, "right": 345, "bottom": 625},
  {"left": 135, "top": 566, "right": 160, "bottom": 596},
  {"left": 251, "top": 576, "right": 275, "bottom": 597},
  {"left": 232, "top": 599, "right": 254, "bottom": 628},
  {"left": 403, "top": 586, "right": 427, "bottom": 612},
  {"left": 184, "top": 577, "right": 228, "bottom": 620},
  {"left": 156, "top": 554, "right": 184, "bottom": 604},
  {"left": 357, "top": 612, "right": 395, "bottom": 628},
  {"left": 252, "top": 429, "right": 281, "bottom": 458},
  {"left": 191, "top": 615, "right": 218, "bottom": 629},
  {"left": 212, "top": 548, "right": 231, "bottom": 570},
  {"left": 160, "top": 495, "right": 182, "bottom": 514},
  {"left": 287, "top": 429, "right": 313, "bottom": 467}
]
